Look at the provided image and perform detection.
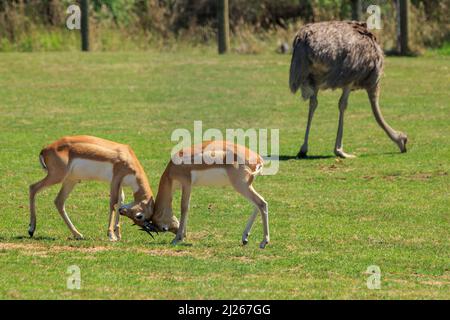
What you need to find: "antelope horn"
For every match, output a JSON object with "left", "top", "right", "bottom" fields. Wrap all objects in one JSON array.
[
  {"left": 136, "top": 221, "right": 159, "bottom": 239},
  {"left": 139, "top": 227, "right": 155, "bottom": 239}
]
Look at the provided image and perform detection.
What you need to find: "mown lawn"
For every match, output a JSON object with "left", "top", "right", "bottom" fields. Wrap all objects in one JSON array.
[{"left": 0, "top": 50, "right": 448, "bottom": 299}]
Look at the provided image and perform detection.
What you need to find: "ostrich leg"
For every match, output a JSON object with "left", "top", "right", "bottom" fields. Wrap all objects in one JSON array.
[
  {"left": 334, "top": 87, "right": 355, "bottom": 158},
  {"left": 298, "top": 90, "right": 318, "bottom": 158},
  {"left": 367, "top": 85, "right": 408, "bottom": 153}
]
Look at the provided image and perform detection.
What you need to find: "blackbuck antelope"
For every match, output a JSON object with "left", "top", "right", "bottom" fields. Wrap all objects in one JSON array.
[
  {"left": 119, "top": 140, "right": 270, "bottom": 248},
  {"left": 29, "top": 135, "right": 155, "bottom": 241}
]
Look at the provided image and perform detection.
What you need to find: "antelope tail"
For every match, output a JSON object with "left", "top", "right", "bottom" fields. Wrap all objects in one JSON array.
[
  {"left": 39, "top": 150, "right": 47, "bottom": 170},
  {"left": 246, "top": 163, "right": 263, "bottom": 176}
]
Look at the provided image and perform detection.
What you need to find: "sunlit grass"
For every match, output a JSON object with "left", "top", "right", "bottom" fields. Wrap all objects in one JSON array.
[{"left": 0, "top": 51, "right": 448, "bottom": 299}]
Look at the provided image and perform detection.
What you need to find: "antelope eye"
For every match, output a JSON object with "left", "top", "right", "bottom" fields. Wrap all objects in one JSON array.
[{"left": 135, "top": 212, "right": 144, "bottom": 221}]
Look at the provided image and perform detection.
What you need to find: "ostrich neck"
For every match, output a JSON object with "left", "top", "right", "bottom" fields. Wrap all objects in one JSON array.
[{"left": 368, "top": 86, "right": 400, "bottom": 141}]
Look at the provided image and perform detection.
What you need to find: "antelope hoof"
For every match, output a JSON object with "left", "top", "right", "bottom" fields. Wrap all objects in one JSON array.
[
  {"left": 259, "top": 240, "right": 269, "bottom": 249},
  {"left": 108, "top": 235, "right": 118, "bottom": 242},
  {"left": 242, "top": 233, "right": 249, "bottom": 245},
  {"left": 114, "top": 228, "right": 122, "bottom": 241},
  {"left": 334, "top": 149, "right": 356, "bottom": 159},
  {"left": 171, "top": 238, "right": 181, "bottom": 246}
]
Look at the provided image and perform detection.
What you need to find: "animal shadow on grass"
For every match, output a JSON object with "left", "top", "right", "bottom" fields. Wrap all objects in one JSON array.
[
  {"left": 175, "top": 242, "right": 193, "bottom": 247},
  {"left": 277, "top": 155, "right": 335, "bottom": 161},
  {"left": 14, "top": 235, "right": 56, "bottom": 241},
  {"left": 358, "top": 151, "right": 403, "bottom": 158},
  {"left": 277, "top": 151, "right": 402, "bottom": 161},
  {"left": 148, "top": 239, "right": 193, "bottom": 247}
]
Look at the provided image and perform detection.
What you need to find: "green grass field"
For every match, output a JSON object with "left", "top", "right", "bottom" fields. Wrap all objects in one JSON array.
[{"left": 0, "top": 51, "right": 448, "bottom": 299}]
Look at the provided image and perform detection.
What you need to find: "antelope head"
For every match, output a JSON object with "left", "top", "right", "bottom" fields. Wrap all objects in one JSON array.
[
  {"left": 118, "top": 199, "right": 158, "bottom": 238},
  {"left": 151, "top": 208, "right": 180, "bottom": 235}
]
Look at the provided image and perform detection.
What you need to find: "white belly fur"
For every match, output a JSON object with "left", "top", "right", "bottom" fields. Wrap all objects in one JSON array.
[
  {"left": 122, "top": 174, "right": 140, "bottom": 193},
  {"left": 191, "top": 168, "right": 230, "bottom": 187},
  {"left": 69, "top": 159, "right": 113, "bottom": 182},
  {"left": 68, "top": 159, "right": 140, "bottom": 192}
]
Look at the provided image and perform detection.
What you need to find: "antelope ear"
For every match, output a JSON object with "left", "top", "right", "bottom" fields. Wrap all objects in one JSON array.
[
  {"left": 139, "top": 199, "right": 148, "bottom": 207},
  {"left": 148, "top": 199, "right": 154, "bottom": 211}
]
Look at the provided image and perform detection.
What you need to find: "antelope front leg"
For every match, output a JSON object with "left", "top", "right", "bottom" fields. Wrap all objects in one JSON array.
[
  {"left": 172, "top": 185, "right": 191, "bottom": 245},
  {"left": 107, "top": 207, "right": 118, "bottom": 242},
  {"left": 114, "top": 188, "right": 125, "bottom": 240},
  {"left": 107, "top": 180, "right": 121, "bottom": 242},
  {"left": 259, "top": 201, "right": 270, "bottom": 249}
]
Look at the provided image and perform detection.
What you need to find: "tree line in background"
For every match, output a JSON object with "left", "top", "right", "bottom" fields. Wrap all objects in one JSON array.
[{"left": 0, "top": 0, "right": 448, "bottom": 53}]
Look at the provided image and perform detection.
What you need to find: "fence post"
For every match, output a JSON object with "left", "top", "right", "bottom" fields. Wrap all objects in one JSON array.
[
  {"left": 80, "top": 0, "right": 89, "bottom": 51},
  {"left": 399, "top": 0, "right": 409, "bottom": 55},
  {"left": 217, "top": 0, "right": 230, "bottom": 54},
  {"left": 351, "top": 0, "right": 362, "bottom": 21}
]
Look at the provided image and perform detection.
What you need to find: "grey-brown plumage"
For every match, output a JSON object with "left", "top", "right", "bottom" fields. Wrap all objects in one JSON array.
[{"left": 289, "top": 21, "right": 407, "bottom": 158}]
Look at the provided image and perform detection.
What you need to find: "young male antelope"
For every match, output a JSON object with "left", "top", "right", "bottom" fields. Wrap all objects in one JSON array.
[
  {"left": 29, "top": 135, "right": 155, "bottom": 241},
  {"left": 119, "top": 140, "right": 270, "bottom": 248}
]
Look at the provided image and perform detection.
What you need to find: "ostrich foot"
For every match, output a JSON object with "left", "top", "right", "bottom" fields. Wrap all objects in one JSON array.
[
  {"left": 297, "top": 145, "right": 308, "bottom": 158},
  {"left": 107, "top": 231, "right": 118, "bottom": 242},
  {"left": 334, "top": 149, "right": 356, "bottom": 159}
]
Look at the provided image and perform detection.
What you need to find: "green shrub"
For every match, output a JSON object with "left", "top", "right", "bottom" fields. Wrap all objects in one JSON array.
[{"left": 0, "top": 0, "right": 448, "bottom": 52}]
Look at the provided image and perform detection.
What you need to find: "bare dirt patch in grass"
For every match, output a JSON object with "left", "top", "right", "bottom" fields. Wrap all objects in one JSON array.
[
  {"left": 0, "top": 242, "right": 110, "bottom": 254},
  {"left": 145, "top": 248, "right": 192, "bottom": 257},
  {"left": 363, "top": 170, "right": 448, "bottom": 181},
  {"left": 420, "top": 280, "right": 449, "bottom": 286},
  {"left": 409, "top": 170, "right": 448, "bottom": 180},
  {"left": 230, "top": 255, "right": 255, "bottom": 263},
  {"left": 0, "top": 241, "right": 216, "bottom": 259}
]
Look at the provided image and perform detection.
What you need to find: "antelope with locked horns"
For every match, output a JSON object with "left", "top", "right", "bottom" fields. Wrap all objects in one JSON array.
[
  {"left": 29, "top": 135, "right": 155, "bottom": 241},
  {"left": 119, "top": 140, "right": 270, "bottom": 249}
]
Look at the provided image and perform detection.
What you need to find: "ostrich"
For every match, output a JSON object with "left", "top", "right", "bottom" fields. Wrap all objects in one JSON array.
[{"left": 289, "top": 21, "right": 407, "bottom": 158}]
